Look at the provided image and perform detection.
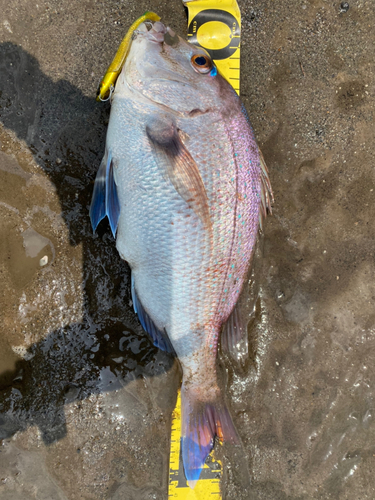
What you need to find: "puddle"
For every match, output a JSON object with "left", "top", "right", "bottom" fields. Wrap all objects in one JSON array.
[
  {"left": 0, "top": 442, "right": 68, "bottom": 500},
  {"left": 0, "top": 223, "right": 54, "bottom": 289},
  {"left": 0, "top": 343, "right": 20, "bottom": 389},
  {"left": 22, "top": 227, "right": 51, "bottom": 258}
]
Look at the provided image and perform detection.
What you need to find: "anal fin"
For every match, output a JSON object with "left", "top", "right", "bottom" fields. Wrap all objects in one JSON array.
[{"left": 131, "top": 274, "right": 174, "bottom": 354}]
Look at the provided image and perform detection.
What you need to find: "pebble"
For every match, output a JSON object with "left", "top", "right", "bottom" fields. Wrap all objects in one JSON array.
[
  {"left": 340, "top": 2, "right": 349, "bottom": 13},
  {"left": 39, "top": 255, "right": 48, "bottom": 266}
]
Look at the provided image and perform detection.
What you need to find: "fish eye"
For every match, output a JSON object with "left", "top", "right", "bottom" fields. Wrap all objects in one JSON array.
[{"left": 191, "top": 54, "right": 212, "bottom": 74}]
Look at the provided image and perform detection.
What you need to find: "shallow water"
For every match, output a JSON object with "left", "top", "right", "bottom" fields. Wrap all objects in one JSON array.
[{"left": 1, "top": 0, "right": 375, "bottom": 499}]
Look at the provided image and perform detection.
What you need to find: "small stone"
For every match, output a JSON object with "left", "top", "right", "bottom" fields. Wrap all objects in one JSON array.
[
  {"left": 39, "top": 255, "right": 48, "bottom": 266},
  {"left": 340, "top": 2, "right": 349, "bottom": 13}
]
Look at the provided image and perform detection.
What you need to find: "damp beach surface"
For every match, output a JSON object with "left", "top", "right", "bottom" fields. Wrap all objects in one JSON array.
[{"left": 1, "top": 1, "right": 375, "bottom": 499}]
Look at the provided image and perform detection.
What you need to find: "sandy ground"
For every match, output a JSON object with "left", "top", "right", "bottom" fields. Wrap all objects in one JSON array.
[{"left": 0, "top": 0, "right": 375, "bottom": 498}]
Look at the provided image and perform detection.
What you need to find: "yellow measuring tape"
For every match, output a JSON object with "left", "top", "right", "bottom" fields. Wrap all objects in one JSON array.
[{"left": 184, "top": 0, "right": 241, "bottom": 95}]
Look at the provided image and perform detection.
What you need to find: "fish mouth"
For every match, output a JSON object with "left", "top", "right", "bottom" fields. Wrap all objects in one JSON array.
[
  {"left": 124, "top": 19, "right": 201, "bottom": 108},
  {"left": 133, "top": 21, "right": 179, "bottom": 47}
]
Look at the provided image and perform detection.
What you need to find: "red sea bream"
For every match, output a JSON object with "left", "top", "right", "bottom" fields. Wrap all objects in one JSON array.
[{"left": 90, "top": 20, "right": 273, "bottom": 486}]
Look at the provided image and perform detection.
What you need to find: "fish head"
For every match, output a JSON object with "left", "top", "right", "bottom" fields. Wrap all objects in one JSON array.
[{"left": 116, "top": 20, "right": 230, "bottom": 113}]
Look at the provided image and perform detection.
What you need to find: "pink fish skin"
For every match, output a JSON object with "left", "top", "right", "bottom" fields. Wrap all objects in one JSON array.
[{"left": 90, "top": 20, "right": 273, "bottom": 487}]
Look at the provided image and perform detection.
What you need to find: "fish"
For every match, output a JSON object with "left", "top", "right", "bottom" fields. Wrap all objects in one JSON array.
[{"left": 90, "top": 19, "right": 273, "bottom": 487}]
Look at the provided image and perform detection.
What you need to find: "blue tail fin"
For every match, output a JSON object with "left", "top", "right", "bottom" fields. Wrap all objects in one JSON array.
[{"left": 181, "top": 383, "right": 238, "bottom": 488}]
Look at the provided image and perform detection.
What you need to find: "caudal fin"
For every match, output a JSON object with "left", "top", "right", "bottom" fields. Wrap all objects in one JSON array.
[{"left": 181, "top": 384, "right": 238, "bottom": 488}]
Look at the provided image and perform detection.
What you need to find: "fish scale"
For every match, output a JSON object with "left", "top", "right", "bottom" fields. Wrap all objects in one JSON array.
[{"left": 90, "top": 20, "right": 273, "bottom": 487}]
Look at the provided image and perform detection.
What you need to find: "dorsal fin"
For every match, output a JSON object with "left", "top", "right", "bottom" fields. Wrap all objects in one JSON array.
[
  {"left": 221, "top": 300, "right": 248, "bottom": 363},
  {"left": 258, "top": 149, "right": 274, "bottom": 231},
  {"left": 240, "top": 102, "right": 274, "bottom": 231}
]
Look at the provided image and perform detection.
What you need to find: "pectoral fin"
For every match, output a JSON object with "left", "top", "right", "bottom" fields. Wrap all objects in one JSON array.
[{"left": 146, "top": 116, "right": 211, "bottom": 231}]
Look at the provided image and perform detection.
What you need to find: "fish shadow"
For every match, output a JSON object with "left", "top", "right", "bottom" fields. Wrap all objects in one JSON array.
[{"left": 0, "top": 42, "right": 177, "bottom": 444}]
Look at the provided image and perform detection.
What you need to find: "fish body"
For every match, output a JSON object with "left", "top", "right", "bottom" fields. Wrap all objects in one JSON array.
[{"left": 90, "top": 20, "right": 272, "bottom": 486}]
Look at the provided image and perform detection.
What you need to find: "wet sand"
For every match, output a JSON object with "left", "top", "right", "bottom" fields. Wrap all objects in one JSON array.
[{"left": 1, "top": 0, "right": 375, "bottom": 498}]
